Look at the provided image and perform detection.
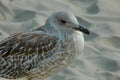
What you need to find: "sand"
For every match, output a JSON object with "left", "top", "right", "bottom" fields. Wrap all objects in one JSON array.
[{"left": 0, "top": 0, "right": 120, "bottom": 80}]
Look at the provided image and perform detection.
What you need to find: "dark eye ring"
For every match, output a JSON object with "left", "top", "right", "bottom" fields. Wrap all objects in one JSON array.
[{"left": 61, "top": 19, "right": 66, "bottom": 24}]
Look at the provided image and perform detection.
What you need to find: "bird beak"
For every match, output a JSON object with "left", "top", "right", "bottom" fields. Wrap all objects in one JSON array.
[{"left": 73, "top": 25, "right": 90, "bottom": 35}]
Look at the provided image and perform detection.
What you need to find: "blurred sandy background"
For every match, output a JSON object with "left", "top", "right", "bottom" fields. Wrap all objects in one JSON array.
[{"left": 0, "top": 0, "right": 120, "bottom": 80}]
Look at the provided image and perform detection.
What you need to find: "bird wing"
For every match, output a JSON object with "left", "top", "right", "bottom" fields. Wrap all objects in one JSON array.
[{"left": 0, "top": 31, "right": 58, "bottom": 58}]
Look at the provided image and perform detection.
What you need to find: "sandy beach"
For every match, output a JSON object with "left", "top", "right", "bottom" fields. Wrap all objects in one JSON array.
[{"left": 0, "top": 0, "right": 120, "bottom": 80}]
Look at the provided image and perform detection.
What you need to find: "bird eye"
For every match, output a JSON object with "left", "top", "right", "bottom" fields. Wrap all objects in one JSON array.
[{"left": 61, "top": 19, "right": 66, "bottom": 24}]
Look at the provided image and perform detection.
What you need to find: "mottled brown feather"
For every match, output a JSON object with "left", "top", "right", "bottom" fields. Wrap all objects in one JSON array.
[{"left": 0, "top": 31, "right": 58, "bottom": 58}]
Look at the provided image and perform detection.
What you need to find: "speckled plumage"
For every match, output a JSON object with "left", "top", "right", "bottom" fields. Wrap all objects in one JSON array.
[{"left": 0, "top": 11, "right": 89, "bottom": 80}]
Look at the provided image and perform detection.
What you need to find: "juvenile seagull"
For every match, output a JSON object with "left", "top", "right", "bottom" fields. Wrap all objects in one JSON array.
[{"left": 0, "top": 11, "right": 89, "bottom": 80}]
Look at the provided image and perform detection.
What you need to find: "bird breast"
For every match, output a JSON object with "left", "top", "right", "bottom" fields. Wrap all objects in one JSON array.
[{"left": 70, "top": 31, "right": 84, "bottom": 56}]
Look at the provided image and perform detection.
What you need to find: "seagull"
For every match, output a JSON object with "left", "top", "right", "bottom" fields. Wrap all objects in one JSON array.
[{"left": 0, "top": 11, "right": 89, "bottom": 80}]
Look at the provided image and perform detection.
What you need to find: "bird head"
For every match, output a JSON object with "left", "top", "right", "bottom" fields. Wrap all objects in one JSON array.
[{"left": 45, "top": 11, "right": 90, "bottom": 35}]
